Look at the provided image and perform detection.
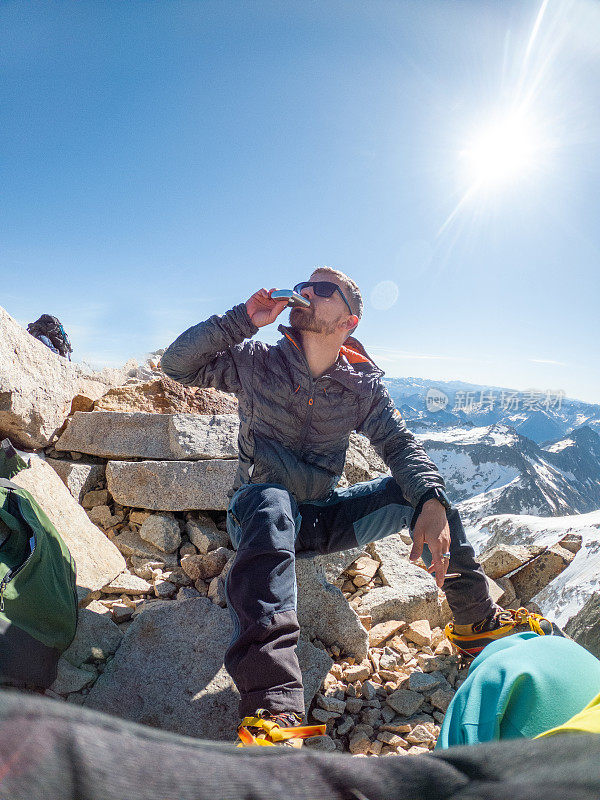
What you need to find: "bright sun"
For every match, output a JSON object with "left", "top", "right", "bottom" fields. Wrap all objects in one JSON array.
[{"left": 461, "top": 110, "right": 542, "bottom": 190}]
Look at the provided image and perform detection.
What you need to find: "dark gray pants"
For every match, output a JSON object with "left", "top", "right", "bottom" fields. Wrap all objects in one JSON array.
[{"left": 224, "top": 476, "right": 495, "bottom": 717}]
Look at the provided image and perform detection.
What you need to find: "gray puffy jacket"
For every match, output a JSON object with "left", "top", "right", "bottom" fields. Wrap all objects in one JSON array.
[{"left": 161, "top": 303, "right": 446, "bottom": 507}]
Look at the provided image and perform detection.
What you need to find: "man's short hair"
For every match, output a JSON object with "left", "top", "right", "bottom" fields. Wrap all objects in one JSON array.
[{"left": 311, "top": 266, "right": 363, "bottom": 328}]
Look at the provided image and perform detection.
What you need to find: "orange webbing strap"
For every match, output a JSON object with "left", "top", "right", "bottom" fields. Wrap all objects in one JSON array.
[{"left": 236, "top": 716, "right": 326, "bottom": 747}]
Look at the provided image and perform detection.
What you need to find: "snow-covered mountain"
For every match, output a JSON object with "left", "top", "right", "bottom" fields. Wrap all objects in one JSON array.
[
  {"left": 466, "top": 509, "right": 600, "bottom": 628},
  {"left": 414, "top": 422, "right": 600, "bottom": 527},
  {"left": 391, "top": 380, "right": 600, "bottom": 630},
  {"left": 385, "top": 376, "right": 600, "bottom": 443}
]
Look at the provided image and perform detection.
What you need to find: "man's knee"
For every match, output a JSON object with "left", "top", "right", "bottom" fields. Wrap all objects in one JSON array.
[
  {"left": 232, "top": 484, "right": 298, "bottom": 549},
  {"left": 234, "top": 483, "right": 296, "bottom": 520}
]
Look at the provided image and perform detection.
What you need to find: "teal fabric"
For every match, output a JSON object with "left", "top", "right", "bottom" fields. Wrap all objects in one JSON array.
[{"left": 436, "top": 632, "right": 600, "bottom": 748}]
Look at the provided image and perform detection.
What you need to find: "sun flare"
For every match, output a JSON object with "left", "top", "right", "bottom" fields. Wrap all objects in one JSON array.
[{"left": 461, "top": 110, "right": 541, "bottom": 190}]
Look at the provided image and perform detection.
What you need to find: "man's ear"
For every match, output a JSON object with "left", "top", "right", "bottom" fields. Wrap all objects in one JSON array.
[{"left": 342, "top": 315, "right": 359, "bottom": 333}]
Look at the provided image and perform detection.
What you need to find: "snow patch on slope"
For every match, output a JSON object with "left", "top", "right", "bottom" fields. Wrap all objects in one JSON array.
[
  {"left": 425, "top": 448, "right": 520, "bottom": 501},
  {"left": 415, "top": 426, "right": 518, "bottom": 447},
  {"left": 545, "top": 438, "right": 575, "bottom": 453}
]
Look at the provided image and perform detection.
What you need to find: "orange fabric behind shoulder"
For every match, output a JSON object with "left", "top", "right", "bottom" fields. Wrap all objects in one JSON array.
[{"left": 339, "top": 343, "right": 371, "bottom": 365}]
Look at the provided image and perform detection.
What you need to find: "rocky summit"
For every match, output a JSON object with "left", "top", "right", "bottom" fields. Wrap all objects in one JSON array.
[{"left": 1, "top": 303, "right": 597, "bottom": 755}]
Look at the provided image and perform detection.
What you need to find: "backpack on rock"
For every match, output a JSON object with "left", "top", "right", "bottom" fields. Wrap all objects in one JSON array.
[
  {"left": 0, "top": 439, "right": 78, "bottom": 691},
  {"left": 27, "top": 314, "right": 73, "bottom": 360}
]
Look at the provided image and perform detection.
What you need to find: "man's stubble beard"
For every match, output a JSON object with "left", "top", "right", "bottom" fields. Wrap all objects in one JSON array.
[{"left": 289, "top": 306, "right": 339, "bottom": 337}]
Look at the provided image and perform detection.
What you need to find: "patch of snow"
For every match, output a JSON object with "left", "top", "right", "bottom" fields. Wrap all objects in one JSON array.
[
  {"left": 416, "top": 425, "right": 518, "bottom": 447},
  {"left": 545, "top": 438, "right": 575, "bottom": 453},
  {"left": 427, "top": 448, "right": 520, "bottom": 501}
]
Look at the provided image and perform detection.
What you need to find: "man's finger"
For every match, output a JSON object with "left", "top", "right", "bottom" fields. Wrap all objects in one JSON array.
[
  {"left": 426, "top": 531, "right": 449, "bottom": 588},
  {"left": 428, "top": 559, "right": 447, "bottom": 588}
]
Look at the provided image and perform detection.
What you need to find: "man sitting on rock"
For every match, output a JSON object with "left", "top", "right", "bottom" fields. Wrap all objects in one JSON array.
[{"left": 161, "top": 266, "right": 556, "bottom": 746}]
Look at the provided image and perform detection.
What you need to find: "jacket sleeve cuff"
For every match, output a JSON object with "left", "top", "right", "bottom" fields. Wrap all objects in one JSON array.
[{"left": 229, "top": 303, "right": 259, "bottom": 340}]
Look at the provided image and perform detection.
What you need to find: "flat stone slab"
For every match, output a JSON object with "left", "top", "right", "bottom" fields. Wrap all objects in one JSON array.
[
  {"left": 106, "top": 459, "right": 238, "bottom": 511},
  {"left": 510, "top": 545, "right": 575, "bottom": 603},
  {"left": 101, "top": 571, "right": 153, "bottom": 595},
  {"left": 386, "top": 688, "right": 425, "bottom": 717},
  {"left": 93, "top": 377, "right": 238, "bottom": 415},
  {"left": 408, "top": 671, "right": 444, "bottom": 693},
  {"left": 479, "top": 544, "right": 544, "bottom": 579},
  {"left": 9, "top": 453, "right": 125, "bottom": 603},
  {"left": 186, "top": 513, "right": 230, "bottom": 553},
  {"left": 56, "top": 411, "right": 239, "bottom": 460},
  {"left": 357, "top": 563, "right": 442, "bottom": 628},
  {"left": 84, "top": 597, "right": 331, "bottom": 740},
  {"left": 113, "top": 530, "right": 179, "bottom": 567},
  {"left": 46, "top": 458, "right": 105, "bottom": 503}
]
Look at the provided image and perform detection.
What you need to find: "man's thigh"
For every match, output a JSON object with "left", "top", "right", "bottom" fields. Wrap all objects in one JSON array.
[{"left": 297, "top": 476, "right": 414, "bottom": 554}]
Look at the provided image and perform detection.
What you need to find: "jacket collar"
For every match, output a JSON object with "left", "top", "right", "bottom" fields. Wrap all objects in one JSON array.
[{"left": 277, "top": 325, "right": 384, "bottom": 391}]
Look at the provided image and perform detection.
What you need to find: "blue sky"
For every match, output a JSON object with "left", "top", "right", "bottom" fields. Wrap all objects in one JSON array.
[{"left": 2, "top": 0, "right": 599, "bottom": 404}]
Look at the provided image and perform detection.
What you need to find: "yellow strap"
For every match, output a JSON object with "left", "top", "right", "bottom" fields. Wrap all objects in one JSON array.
[
  {"left": 237, "top": 717, "right": 326, "bottom": 747},
  {"left": 237, "top": 728, "right": 277, "bottom": 747},
  {"left": 513, "top": 607, "right": 548, "bottom": 635}
]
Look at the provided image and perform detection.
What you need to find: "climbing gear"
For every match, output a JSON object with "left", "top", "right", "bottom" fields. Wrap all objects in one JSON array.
[
  {"left": 236, "top": 708, "right": 326, "bottom": 748},
  {"left": 445, "top": 607, "right": 567, "bottom": 658},
  {"left": 27, "top": 315, "right": 73, "bottom": 360}
]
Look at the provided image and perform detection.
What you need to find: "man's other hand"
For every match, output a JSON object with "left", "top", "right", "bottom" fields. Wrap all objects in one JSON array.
[
  {"left": 246, "top": 288, "right": 289, "bottom": 328},
  {"left": 409, "top": 499, "right": 452, "bottom": 588}
]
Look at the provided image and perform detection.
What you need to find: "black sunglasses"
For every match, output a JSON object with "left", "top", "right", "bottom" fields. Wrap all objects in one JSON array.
[{"left": 293, "top": 281, "right": 354, "bottom": 316}]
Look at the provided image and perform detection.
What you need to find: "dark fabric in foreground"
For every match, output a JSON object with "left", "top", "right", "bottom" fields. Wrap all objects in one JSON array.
[{"left": 0, "top": 689, "right": 599, "bottom": 800}]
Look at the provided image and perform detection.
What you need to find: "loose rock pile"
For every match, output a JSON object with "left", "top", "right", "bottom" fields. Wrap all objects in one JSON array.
[
  {"left": 304, "top": 617, "right": 467, "bottom": 755},
  {"left": 42, "top": 452, "right": 577, "bottom": 752}
]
